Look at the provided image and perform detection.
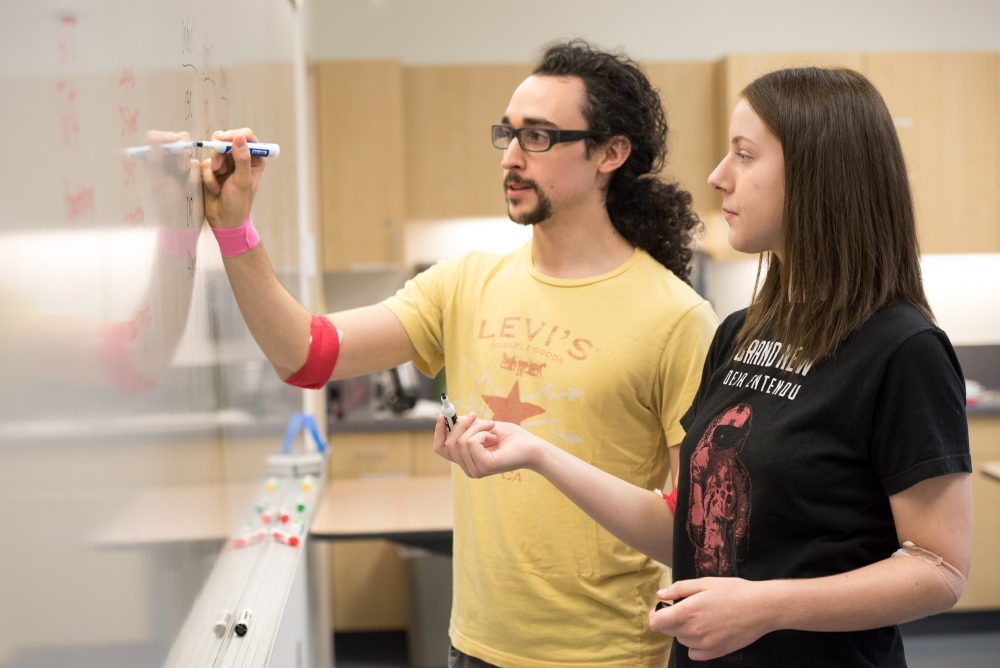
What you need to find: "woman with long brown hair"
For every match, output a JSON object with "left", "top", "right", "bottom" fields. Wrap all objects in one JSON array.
[{"left": 436, "top": 67, "right": 972, "bottom": 667}]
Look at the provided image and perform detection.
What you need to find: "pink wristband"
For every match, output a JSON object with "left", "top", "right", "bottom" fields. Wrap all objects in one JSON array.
[{"left": 211, "top": 215, "right": 260, "bottom": 257}]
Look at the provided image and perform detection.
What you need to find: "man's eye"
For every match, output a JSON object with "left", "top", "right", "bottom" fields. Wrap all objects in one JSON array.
[{"left": 524, "top": 129, "right": 549, "bottom": 145}]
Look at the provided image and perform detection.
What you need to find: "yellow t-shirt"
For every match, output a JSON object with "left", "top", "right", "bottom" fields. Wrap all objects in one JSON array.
[{"left": 384, "top": 243, "right": 718, "bottom": 667}]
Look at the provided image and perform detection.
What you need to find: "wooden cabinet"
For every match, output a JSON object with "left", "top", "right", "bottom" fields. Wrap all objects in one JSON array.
[
  {"left": 314, "top": 61, "right": 405, "bottom": 270},
  {"left": 403, "top": 62, "right": 722, "bottom": 223},
  {"left": 956, "top": 416, "right": 1000, "bottom": 610},
  {"left": 865, "top": 53, "right": 999, "bottom": 254},
  {"left": 719, "top": 53, "right": 868, "bottom": 123},
  {"left": 402, "top": 64, "right": 531, "bottom": 220},
  {"left": 314, "top": 54, "right": 999, "bottom": 270},
  {"left": 326, "top": 429, "right": 450, "bottom": 631},
  {"left": 644, "top": 61, "right": 722, "bottom": 218}
]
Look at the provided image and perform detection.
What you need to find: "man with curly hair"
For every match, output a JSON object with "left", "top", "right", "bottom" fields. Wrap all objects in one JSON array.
[{"left": 202, "top": 39, "right": 717, "bottom": 667}]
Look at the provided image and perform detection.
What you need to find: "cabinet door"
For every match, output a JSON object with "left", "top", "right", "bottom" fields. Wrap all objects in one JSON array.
[
  {"left": 330, "top": 540, "right": 409, "bottom": 631},
  {"left": 327, "top": 431, "right": 413, "bottom": 479},
  {"left": 866, "top": 53, "right": 999, "bottom": 254},
  {"left": 956, "top": 416, "right": 1000, "bottom": 610},
  {"left": 403, "top": 64, "right": 533, "bottom": 220},
  {"left": 315, "top": 61, "right": 405, "bottom": 270},
  {"left": 720, "top": 53, "right": 867, "bottom": 127},
  {"left": 325, "top": 430, "right": 449, "bottom": 631},
  {"left": 644, "top": 61, "right": 722, "bottom": 219}
]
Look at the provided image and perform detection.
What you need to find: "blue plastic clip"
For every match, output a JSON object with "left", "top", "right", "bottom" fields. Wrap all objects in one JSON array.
[{"left": 281, "top": 413, "right": 327, "bottom": 455}]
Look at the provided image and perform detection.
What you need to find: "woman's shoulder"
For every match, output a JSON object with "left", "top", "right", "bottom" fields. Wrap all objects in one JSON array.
[
  {"left": 858, "top": 301, "right": 942, "bottom": 344},
  {"left": 841, "top": 301, "right": 957, "bottom": 368}
]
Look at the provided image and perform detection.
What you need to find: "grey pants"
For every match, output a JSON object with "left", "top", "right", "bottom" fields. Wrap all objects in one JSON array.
[{"left": 448, "top": 644, "right": 500, "bottom": 668}]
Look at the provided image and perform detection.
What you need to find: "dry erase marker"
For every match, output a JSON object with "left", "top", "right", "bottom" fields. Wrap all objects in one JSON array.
[
  {"left": 440, "top": 394, "right": 458, "bottom": 432},
  {"left": 213, "top": 609, "right": 233, "bottom": 638},
  {"left": 272, "top": 523, "right": 303, "bottom": 547},
  {"left": 197, "top": 140, "right": 280, "bottom": 158},
  {"left": 232, "top": 527, "right": 266, "bottom": 549},
  {"left": 234, "top": 608, "right": 252, "bottom": 637}
]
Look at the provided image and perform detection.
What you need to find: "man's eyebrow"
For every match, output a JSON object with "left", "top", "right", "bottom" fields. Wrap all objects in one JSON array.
[{"left": 500, "top": 115, "right": 559, "bottom": 128}]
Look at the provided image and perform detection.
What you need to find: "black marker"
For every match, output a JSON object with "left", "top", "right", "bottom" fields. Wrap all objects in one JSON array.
[
  {"left": 440, "top": 394, "right": 458, "bottom": 432},
  {"left": 655, "top": 598, "right": 684, "bottom": 611},
  {"left": 234, "top": 608, "right": 252, "bottom": 637}
]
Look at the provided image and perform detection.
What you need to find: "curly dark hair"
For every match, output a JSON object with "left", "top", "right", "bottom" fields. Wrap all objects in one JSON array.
[{"left": 534, "top": 39, "right": 701, "bottom": 283}]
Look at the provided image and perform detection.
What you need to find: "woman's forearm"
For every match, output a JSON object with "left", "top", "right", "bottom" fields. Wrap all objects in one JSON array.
[
  {"left": 765, "top": 553, "right": 962, "bottom": 633},
  {"left": 532, "top": 440, "right": 675, "bottom": 564}
]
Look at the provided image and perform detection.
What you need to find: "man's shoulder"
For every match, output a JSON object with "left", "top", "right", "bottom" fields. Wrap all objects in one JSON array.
[{"left": 631, "top": 252, "right": 712, "bottom": 311}]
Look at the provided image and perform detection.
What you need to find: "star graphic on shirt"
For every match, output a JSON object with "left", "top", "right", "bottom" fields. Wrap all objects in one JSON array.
[{"left": 482, "top": 381, "right": 545, "bottom": 425}]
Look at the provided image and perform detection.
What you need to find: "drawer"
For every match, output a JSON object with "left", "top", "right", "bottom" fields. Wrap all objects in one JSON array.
[
  {"left": 327, "top": 432, "right": 413, "bottom": 478},
  {"left": 411, "top": 432, "right": 452, "bottom": 476}
]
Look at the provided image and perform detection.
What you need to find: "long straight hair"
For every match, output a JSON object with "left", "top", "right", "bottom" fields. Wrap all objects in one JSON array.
[{"left": 734, "top": 67, "right": 933, "bottom": 365}]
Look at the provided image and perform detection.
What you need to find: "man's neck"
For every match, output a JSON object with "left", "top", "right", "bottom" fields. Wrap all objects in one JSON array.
[{"left": 529, "top": 211, "right": 635, "bottom": 279}]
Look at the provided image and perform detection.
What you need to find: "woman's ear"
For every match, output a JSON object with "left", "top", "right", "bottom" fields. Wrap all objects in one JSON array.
[{"left": 597, "top": 135, "right": 632, "bottom": 174}]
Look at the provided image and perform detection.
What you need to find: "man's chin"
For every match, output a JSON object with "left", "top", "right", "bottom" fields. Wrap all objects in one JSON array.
[
  {"left": 507, "top": 207, "right": 540, "bottom": 227},
  {"left": 508, "top": 215, "right": 538, "bottom": 227}
]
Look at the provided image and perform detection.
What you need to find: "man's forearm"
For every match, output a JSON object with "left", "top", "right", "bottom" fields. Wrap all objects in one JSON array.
[{"left": 222, "top": 244, "right": 312, "bottom": 379}]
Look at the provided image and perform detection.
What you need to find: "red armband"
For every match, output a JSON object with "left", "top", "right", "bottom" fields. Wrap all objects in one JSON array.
[
  {"left": 664, "top": 488, "right": 677, "bottom": 513},
  {"left": 654, "top": 487, "right": 678, "bottom": 514},
  {"left": 284, "top": 315, "right": 340, "bottom": 390}
]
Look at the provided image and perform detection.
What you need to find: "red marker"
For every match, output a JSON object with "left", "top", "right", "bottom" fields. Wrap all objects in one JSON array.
[
  {"left": 232, "top": 528, "right": 266, "bottom": 549},
  {"left": 272, "top": 528, "right": 300, "bottom": 547}
]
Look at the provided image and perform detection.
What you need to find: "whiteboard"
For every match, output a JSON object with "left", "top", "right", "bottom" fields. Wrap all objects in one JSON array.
[{"left": 0, "top": 2, "right": 308, "bottom": 666}]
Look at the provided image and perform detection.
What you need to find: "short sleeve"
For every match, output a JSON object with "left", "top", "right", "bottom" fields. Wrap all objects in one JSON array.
[
  {"left": 382, "top": 258, "right": 462, "bottom": 378},
  {"left": 680, "top": 310, "right": 743, "bottom": 433},
  {"left": 659, "top": 300, "right": 719, "bottom": 446},
  {"left": 870, "top": 328, "right": 971, "bottom": 495}
]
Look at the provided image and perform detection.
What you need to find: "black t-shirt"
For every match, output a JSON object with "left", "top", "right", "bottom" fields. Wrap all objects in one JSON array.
[{"left": 670, "top": 302, "right": 971, "bottom": 668}]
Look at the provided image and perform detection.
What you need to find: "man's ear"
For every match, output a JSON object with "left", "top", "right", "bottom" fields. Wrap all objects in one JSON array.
[{"left": 597, "top": 135, "right": 632, "bottom": 174}]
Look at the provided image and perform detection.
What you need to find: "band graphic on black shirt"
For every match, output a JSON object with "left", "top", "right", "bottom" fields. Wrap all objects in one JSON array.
[{"left": 687, "top": 403, "right": 753, "bottom": 577}]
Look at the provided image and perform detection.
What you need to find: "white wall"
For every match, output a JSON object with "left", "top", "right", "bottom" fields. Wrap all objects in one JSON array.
[
  {"left": 307, "top": 0, "right": 1000, "bottom": 63},
  {"left": 701, "top": 255, "right": 1000, "bottom": 346}
]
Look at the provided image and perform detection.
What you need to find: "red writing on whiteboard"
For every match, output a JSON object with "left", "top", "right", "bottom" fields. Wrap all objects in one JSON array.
[
  {"left": 119, "top": 107, "right": 139, "bottom": 136},
  {"left": 66, "top": 186, "right": 95, "bottom": 222},
  {"left": 125, "top": 207, "right": 145, "bottom": 225},
  {"left": 60, "top": 111, "right": 80, "bottom": 147},
  {"left": 55, "top": 79, "right": 76, "bottom": 103},
  {"left": 122, "top": 156, "right": 136, "bottom": 187},
  {"left": 118, "top": 67, "right": 135, "bottom": 89}
]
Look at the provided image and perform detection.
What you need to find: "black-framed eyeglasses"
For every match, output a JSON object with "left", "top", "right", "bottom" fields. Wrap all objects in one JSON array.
[{"left": 491, "top": 124, "right": 604, "bottom": 153}]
